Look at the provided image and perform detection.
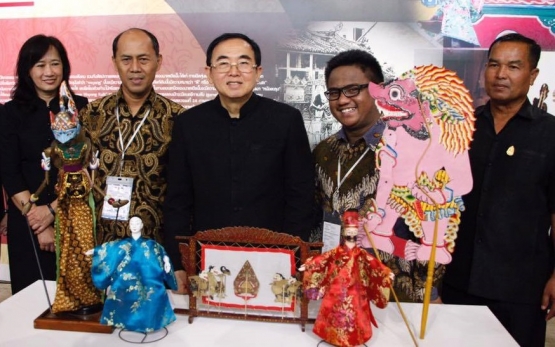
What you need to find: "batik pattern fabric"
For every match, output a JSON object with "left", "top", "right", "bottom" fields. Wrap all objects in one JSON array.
[
  {"left": 377, "top": 247, "right": 445, "bottom": 303},
  {"left": 91, "top": 237, "right": 178, "bottom": 333},
  {"left": 80, "top": 88, "right": 185, "bottom": 244},
  {"left": 303, "top": 245, "right": 392, "bottom": 347},
  {"left": 313, "top": 129, "right": 381, "bottom": 232},
  {"left": 313, "top": 127, "right": 445, "bottom": 302},
  {"left": 52, "top": 139, "right": 102, "bottom": 312}
]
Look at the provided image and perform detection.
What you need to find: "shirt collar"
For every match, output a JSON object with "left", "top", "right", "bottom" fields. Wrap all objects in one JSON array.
[
  {"left": 517, "top": 98, "right": 538, "bottom": 120},
  {"left": 484, "top": 98, "right": 537, "bottom": 121},
  {"left": 214, "top": 93, "right": 259, "bottom": 119},
  {"left": 116, "top": 87, "right": 157, "bottom": 108},
  {"left": 336, "top": 119, "right": 385, "bottom": 148}
]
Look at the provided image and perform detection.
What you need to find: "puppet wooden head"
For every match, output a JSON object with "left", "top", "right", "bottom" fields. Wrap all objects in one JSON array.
[{"left": 50, "top": 81, "right": 81, "bottom": 144}]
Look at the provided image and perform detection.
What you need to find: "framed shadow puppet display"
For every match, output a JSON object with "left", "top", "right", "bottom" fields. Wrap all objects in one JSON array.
[{"left": 176, "top": 227, "right": 322, "bottom": 331}]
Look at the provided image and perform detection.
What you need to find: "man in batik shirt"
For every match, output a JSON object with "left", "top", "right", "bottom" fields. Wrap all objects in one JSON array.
[
  {"left": 80, "top": 28, "right": 185, "bottom": 244},
  {"left": 312, "top": 49, "right": 444, "bottom": 302}
]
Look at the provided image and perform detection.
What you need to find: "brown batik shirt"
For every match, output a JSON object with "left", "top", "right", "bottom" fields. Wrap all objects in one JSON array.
[
  {"left": 313, "top": 121, "right": 444, "bottom": 302},
  {"left": 80, "top": 88, "right": 185, "bottom": 244}
]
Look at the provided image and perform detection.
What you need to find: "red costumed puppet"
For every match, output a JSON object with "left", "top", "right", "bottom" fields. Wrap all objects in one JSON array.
[{"left": 301, "top": 210, "right": 393, "bottom": 347}]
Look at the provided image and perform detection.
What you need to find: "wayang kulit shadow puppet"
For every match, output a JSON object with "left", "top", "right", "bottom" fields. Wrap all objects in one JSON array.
[
  {"left": 362, "top": 65, "right": 475, "bottom": 265},
  {"left": 88, "top": 216, "right": 177, "bottom": 335},
  {"left": 361, "top": 65, "right": 475, "bottom": 337},
  {"left": 177, "top": 227, "right": 319, "bottom": 330},
  {"left": 23, "top": 81, "right": 103, "bottom": 313},
  {"left": 300, "top": 210, "right": 393, "bottom": 347}
]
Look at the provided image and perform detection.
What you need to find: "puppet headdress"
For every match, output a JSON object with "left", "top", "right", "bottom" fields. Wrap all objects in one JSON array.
[
  {"left": 342, "top": 210, "right": 359, "bottom": 227},
  {"left": 50, "top": 81, "right": 78, "bottom": 132}
]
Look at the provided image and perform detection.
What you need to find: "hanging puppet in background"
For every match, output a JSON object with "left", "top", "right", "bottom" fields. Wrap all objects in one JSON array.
[
  {"left": 361, "top": 65, "right": 475, "bottom": 299},
  {"left": 88, "top": 216, "right": 177, "bottom": 333},
  {"left": 421, "top": 0, "right": 484, "bottom": 48},
  {"left": 300, "top": 210, "right": 392, "bottom": 347},
  {"left": 24, "top": 81, "right": 103, "bottom": 313},
  {"left": 532, "top": 83, "right": 549, "bottom": 112}
]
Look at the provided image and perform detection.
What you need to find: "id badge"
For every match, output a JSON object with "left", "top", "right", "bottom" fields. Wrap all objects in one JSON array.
[
  {"left": 322, "top": 211, "right": 341, "bottom": 252},
  {"left": 101, "top": 176, "right": 133, "bottom": 221}
]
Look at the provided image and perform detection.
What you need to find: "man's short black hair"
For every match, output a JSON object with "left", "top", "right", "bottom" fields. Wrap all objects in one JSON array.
[
  {"left": 205, "top": 33, "right": 261, "bottom": 67},
  {"left": 324, "top": 49, "right": 384, "bottom": 85},
  {"left": 488, "top": 33, "right": 541, "bottom": 69},
  {"left": 112, "top": 28, "right": 160, "bottom": 57}
]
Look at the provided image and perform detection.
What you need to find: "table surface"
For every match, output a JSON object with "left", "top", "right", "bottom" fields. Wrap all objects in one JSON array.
[{"left": 0, "top": 280, "right": 518, "bottom": 347}]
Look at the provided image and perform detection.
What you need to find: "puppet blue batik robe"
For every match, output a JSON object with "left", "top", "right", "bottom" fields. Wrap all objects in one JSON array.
[{"left": 91, "top": 237, "right": 177, "bottom": 332}]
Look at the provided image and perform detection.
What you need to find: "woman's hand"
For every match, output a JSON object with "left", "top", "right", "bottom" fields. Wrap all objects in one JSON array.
[
  {"left": 27, "top": 204, "right": 55, "bottom": 234},
  {"left": 37, "top": 226, "right": 55, "bottom": 252}
]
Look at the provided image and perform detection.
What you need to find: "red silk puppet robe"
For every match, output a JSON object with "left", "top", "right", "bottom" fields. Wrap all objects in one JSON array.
[{"left": 303, "top": 244, "right": 392, "bottom": 347}]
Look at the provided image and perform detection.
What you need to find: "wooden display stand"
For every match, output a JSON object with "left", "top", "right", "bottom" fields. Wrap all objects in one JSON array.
[
  {"left": 34, "top": 307, "right": 114, "bottom": 333},
  {"left": 176, "top": 227, "right": 322, "bottom": 331}
]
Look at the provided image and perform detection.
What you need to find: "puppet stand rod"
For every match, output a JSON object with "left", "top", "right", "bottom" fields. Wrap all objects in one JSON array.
[
  {"left": 363, "top": 224, "right": 418, "bottom": 347},
  {"left": 420, "top": 213, "right": 439, "bottom": 339}
]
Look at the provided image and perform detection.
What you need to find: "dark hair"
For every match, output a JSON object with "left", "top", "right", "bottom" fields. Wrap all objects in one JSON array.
[
  {"left": 11, "top": 34, "right": 72, "bottom": 104},
  {"left": 324, "top": 49, "right": 384, "bottom": 85},
  {"left": 205, "top": 33, "right": 261, "bottom": 67},
  {"left": 112, "top": 28, "right": 160, "bottom": 57},
  {"left": 488, "top": 33, "right": 541, "bottom": 69}
]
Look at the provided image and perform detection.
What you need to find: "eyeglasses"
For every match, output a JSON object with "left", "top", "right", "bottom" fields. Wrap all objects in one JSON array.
[
  {"left": 324, "top": 84, "right": 369, "bottom": 101},
  {"left": 210, "top": 61, "right": 258, "bottom": 73}
]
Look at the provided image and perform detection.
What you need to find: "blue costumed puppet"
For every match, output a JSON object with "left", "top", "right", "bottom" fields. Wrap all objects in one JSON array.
[{"left": 88, "top": 216, "right": 177, "bottom": 333}]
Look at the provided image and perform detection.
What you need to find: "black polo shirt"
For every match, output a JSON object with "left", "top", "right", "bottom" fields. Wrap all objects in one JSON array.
[
  {"left": 163, "top": 94, "right": 314, "bottom": 270},
  {"left": 444, "top": 99, "right": 555, "bottom": 304}
]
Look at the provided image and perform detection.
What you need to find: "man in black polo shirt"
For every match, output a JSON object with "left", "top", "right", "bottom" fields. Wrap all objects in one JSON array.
[
  {"left": 163, "top": 33, "right": 314, "bottom": 292},
  {"left": 443, "top": 33, "right": 555, "bottom": 347}
]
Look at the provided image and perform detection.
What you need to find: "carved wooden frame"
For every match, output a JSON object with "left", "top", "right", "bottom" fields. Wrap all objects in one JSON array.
[{"left": 175, "top": 227, "right": 322, "bottom": 331}]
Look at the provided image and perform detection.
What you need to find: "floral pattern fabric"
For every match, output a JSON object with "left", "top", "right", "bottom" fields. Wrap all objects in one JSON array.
[
  {"left": 303, "top": 245, "right": 392, "bottom": 347},
  {"left": 91, "top": 236, "right": 177, "bottom": 333}
]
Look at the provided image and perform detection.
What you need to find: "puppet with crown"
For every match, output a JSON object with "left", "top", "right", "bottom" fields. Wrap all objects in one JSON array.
[
  {"left": 24, "top": 82, "right": 104, "bottom": 313},
  {"left": 300, "top": 210, "right": 392, "bottom": 347}
]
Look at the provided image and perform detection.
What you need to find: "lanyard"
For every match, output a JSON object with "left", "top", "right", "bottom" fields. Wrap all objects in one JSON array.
[
  {"left": 336, "top": 146, "right": 371, "bottom": 190},
  {"left": 115, "top": 103, "right": 151, "bottom": 174},
  {"left": 332, "top": 146, "right": 371, "bottom": 212}
]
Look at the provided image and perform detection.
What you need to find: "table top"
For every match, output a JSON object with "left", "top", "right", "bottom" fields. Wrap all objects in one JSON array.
[{"left": 0, "top": 280, "right": 517, "bottom": 347}]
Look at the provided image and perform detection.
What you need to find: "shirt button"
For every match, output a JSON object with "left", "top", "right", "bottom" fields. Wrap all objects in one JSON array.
[{"left": 477, "top": 238, "right": 483, "bottom": 244}]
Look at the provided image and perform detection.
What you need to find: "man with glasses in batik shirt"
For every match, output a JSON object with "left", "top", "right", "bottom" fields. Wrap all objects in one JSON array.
[
  {"left": 312, "top": 50, "right": 444, "bottom": 303},
  {"left": 164, "top": 33, "right": 314, "bottom": 292}
]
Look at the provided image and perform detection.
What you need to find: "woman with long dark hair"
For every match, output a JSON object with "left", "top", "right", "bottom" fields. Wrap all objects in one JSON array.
[{"left": 0, "top": 35, "right": 88, "bottom": 294}]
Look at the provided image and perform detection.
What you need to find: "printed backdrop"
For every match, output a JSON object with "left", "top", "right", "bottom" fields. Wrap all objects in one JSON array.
[{"left": 1, "top": 0, "right": 554, "bottom": 281}]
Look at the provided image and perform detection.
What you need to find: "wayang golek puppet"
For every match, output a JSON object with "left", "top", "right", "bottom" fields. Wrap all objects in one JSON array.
[
  {"left": 300, "top": 210, "right": 393, "bottom": 347},
  {"left": 87, "top": 216, "right": 177, "bottom": 336},
  {"left": 22, "top": 81, "right": 129, "bottom": 314}
]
